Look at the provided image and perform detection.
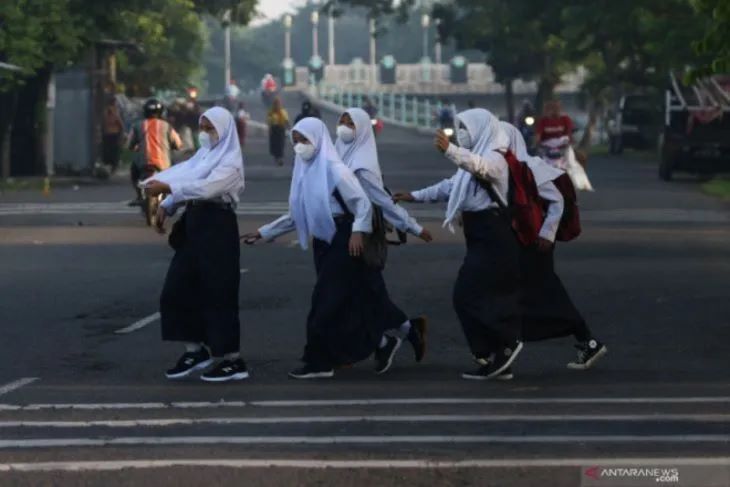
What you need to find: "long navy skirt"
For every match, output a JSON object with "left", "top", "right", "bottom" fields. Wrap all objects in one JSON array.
[{"left": 302, "top": 217, "right": 396, "bottom": 368}]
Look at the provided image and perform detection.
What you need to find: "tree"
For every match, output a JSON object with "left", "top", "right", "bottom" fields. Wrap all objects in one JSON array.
[{"left": 692, "top": 0, "right": 730, "bottom": 76}]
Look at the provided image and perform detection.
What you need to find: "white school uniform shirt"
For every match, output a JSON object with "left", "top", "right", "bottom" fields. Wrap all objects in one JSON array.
[
  {"left": 258, "top": 117, "right": 372, "bottom": 247},
  {"left": 149, "top": 106, "right": 244, "bottom": 214},
  {"left": 412, "top": 109, "right": 510, "bottom": 232},
  {"left": 501, "top": 121, "right": 565, "bottom": 242},
  {"left": 335, "top": 107, "right": 423, "bottom": 236}
]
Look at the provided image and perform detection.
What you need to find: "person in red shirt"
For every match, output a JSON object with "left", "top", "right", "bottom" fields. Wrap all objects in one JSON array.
[{"left": 536, "top": 99, "right": 574, "bottom": 144}]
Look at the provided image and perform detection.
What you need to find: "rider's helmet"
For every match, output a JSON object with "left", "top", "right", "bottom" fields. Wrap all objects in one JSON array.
[{"left": 143, "top": 98, "right": 164, "bottom": 119}]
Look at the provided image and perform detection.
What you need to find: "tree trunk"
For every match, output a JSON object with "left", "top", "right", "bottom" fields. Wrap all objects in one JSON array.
[
  {"left": 535, "top": 77, "right": 557, "bottom": 116},
  {"left": 0, "top": 91, "right": 19, "bottom": 180},
  {"left": 504, "top": 78, "right": 515, "bottom": 123},
  {"left": 579, "top": 96, "right": 601, "bottom": 152}
]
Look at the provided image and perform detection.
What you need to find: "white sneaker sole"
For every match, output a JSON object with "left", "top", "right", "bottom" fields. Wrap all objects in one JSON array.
[
  {"left": 200, "top": 371, "right": 250, "bottom": 383},
  {"left": 288, "top": 370, "right": 334, "bottom": 380},
  {"left": 165, "top": 358, "right": 214, "bottom": 380},
  {"left": 496, "top": 372, "right": 514, "bottom": 381},
  {"left": 487, "top": 342, "right": 524, "bottom": 379},
  {"left": 376, "top": 338, "right": 403, "bottom": 375},
  {"left": 567, "top": 345, "right": 608, "bottom": 370}
]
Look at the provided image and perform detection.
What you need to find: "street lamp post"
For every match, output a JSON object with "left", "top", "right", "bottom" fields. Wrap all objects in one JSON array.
[
  {"left": 284, "top": 14, "right": 292, "bottom": 61},
  {"left": 434, "top": 18, "right": 442, "bottom": 65},
  {"left": 369, "top": 18, "right": 376, "bottom": 86},
  {"left": 223, "top": 9, "right": 232, "bottom": 95},
  {"left": 311, "top": 11, "right": 320, "bottom": 59},
  {"left": 421, "top": 13, "right": 430, "bottom": 62},
  {"left": 328, "top": 12, "right": 335, "bottom": 65}
]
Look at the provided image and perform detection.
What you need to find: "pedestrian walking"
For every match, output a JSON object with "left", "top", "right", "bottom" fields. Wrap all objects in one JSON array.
[
  {"left": 502, "top": 122, "right": 607, "bottom": 369},
  {"left": 267, "top": 97, "right": 289, "bottom": 166},
  {"left": 102, "top": 97, "right": 124, "bottom": 174},
  {"left": 335, "top": 108, "right": 432, "bottom": 373},
  {"left": 294, "top": 100, "right": 321, "bottom": 124},
  {"left": 243, "top": 117, "right": 393, "bottom": 380},
  {"left": 235, "top": 101, "right": 249, "bottom": 148},
  {"left": 394, "top": 109, "right": 523, "bottom": 381},
  {"left": 142, "top": 106, "right": 248, "bottom": 383}
]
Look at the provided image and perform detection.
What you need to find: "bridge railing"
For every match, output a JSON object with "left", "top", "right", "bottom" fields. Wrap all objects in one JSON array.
[{"left": 316, "top": 83, "right": 455, "bottom": 131}]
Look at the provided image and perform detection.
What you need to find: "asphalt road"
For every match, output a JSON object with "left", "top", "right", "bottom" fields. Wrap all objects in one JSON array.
[{"left": 0, "top": 93, "right": 728, "bottom": 486}]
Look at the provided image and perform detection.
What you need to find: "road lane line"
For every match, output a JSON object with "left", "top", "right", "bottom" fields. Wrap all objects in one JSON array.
[
  {"left": 240, "top": 268, "right": 248, "bottom": 274},
  {"left": 249, "top": 397, "right": 730, "bottom": 407},
  {"left": 1, "top": 457, "right": 728, "bottom": 472},
  {"left": 0, "top": 378, "right": 38, "bottom": 398},
  {"left": 114, "top": 312, "right": 160, "bottom": 335},
  {"left": 0, "top": 413, "right": 728, "bottom": 428},
  {"left": 0, "top": 435, "right": 727, "bottom": 449},
  {"left": 2, "top": 396, "right": 730, "bottom": 411}
]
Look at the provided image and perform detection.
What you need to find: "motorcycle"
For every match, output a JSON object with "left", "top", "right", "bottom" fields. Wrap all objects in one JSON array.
[
  {"left": 519, "top": 115, "right": 536, "bottom": 154},
  {"left": 371, "top": 117, "right": 384, "bottom": 137},
  {"left": 139, "top": 165, "right": 164, "bottom": 227}
]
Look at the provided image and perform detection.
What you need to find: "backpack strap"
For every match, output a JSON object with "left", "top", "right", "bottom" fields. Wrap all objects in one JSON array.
[{"left": 332, "top": 189, "right": 352, "bottom": 217}]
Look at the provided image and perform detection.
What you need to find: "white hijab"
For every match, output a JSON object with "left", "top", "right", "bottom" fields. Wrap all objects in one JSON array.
[
  {"left": 445, "top": 108, "right": 510, "bottom": 230},
  {"left": 289, "top": 117, "right": 351, "bottom": 249},
  {"left": 149, "top": 106, "right": 244, "bottom": 191},
  {"left": 500, "top": 121, "right": 563, "bottom": 186},
  {"left": 335, "top": 107, "right": 383, "bottom": 185}
]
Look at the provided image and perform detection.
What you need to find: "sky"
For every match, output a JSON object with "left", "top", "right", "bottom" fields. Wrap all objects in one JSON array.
[{"left": 253, "top": 0, "right": 308, "bottom": 26}]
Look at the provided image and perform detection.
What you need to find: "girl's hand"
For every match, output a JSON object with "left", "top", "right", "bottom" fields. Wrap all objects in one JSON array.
[
  {"left": 155, "top": 206, "right": 167, "bottom": 234},
  {"left": 144, "top": 181, "right": 171, "bottom": 197},
  {"left": 392, "top": 192, "right": 415, "bottom": 203},
  {"left": 418, "top": 228, "right": 433, "bottom": 242},
  {"left": 241, "top": 231, "right": 263, "bottom": 245},
  {"left": 349, "top": 232, "right": 365, "bottom": 257},
  {"left": 536, "top": 237, "right": 554, "bottom": 253},
  {"left": 434, "top": 129, "right": 450, "bottom": 153}
]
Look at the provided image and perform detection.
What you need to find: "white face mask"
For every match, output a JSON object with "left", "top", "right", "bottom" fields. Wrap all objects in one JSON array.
[
  {"left": 457, "top": 128, "right": 472, "bottom": 149},
  {"left": 294, "top": 142, "right": 316, "bottom": 161},
  {"left": 336, "top": 125, "right": 355, "bottom": 144},
  {"left": 198, "top": 131, "right": 218, "bottom": 149}
]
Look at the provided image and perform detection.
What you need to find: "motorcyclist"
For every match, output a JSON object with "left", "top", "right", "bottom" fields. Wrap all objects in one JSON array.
[
  {"left": 536, "top": 99, "right": 574, "bottom": 145},
  {"left": 294, "top": 100, "right": 321, "bottom": 124},
  {"left": 127, "top": 98, "right": 183, "bottom": 205}
]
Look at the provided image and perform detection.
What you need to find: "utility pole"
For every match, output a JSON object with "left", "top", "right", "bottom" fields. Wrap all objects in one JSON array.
[
  {"left": 369, "top": 17, "right": 376, "bottom": 86},
  {"left": 328, "top": 12, "right": 336, "bottom": 65}
]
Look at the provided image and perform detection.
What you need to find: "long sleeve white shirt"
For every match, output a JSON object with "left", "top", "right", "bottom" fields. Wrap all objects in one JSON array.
[
  {"left": 258, "top": 170, "right": 373, "bottom": 241},
  {"left": 536, "top": 180, "right": 564, "bottom": 242},
  {"left": 160, "top": 160, "right": 243, "bottom": 214},
  {"left": 356, "top": 169, "right": 423, "bottom": 236},
  {"left": 411, "top": 144, "right": 509, "bottom": 209}
]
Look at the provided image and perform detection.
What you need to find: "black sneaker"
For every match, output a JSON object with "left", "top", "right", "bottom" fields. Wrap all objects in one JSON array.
[
  {"left": 407, "top": 316, "right": 428, "bottom": 362},
  {"left": 375, "top": 336, "right": 403, "bottom": 375},
  {"left": 200, "top": 358, "right": 249, "bottom": 382},
  {"left": 288, "top": 364, "right": 334, "bottom": 380},
  {"left": 471, "top": 356, "right": 513, "bottom": 380},
  {"left": 462, "top": 341, "right": 523, "bottom": 380},
  {"left": 165, "top": 348, "right": 213, "bottom": 379},
  {"left": 567, "top": 339, "right": 607, "bottom": 370}
]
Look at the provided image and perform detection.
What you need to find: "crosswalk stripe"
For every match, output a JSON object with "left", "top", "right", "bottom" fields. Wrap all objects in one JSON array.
[
  {"left": 1, "top": 457, "right": 728, "bottom": 472},
  {"left": 0, "top": 435, "right": 727, "bottom": 449},
  {"left": 0, "top": 413, "right": 727, "bottom": 428},
  {"left": 1, "top": 396, "right": 728, "bottom": 411}
]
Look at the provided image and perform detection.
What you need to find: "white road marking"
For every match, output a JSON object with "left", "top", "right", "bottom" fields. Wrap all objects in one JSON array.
[
  {"left": 0, "top": 378, "right": 38, "bottom": 398},
  {"left": 1, "top": 457, "right": 728, "bottom": 472},
  {"left": 114, "top": 312, "right": 160, "bottom": 335},
  {"left": 248, "top": 397, "right": 730, "bottom": 407},
  {"left": 0, "top": 413, "right": 727, "bottom": 429},
  {"left": 2, "top": 396, "right": 729, "bottom": 411},
  {"left": 0, "top": 435, "right": 727, "bottom": 449},
  {"left": 240, "top": 268, "right": 249, "bottom": 274}
]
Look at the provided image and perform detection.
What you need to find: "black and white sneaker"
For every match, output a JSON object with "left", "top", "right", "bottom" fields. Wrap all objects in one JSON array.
[
  {"left": 567, "top": 339, "right": 607, "bottom": 370},
  {"left": 288, "top": 365, "right": 334, "bottom": 380},
  {"left": 407, "top": 316, "right": 428, "bottom": 362},
  {"left": 200, "top": 358, "right": 249, "bottom": 382},
  {"left": 471, "top": 356, "right": 514, "bottom": 380},
  {"left": 375, "top": 336, "right": 403, "bottom": 374},
  {"left": 462, "top": 341, "right": 523, "bottom": 380},
  {"left": 165, "top": 348, "right": 213, "bottom": 379}
]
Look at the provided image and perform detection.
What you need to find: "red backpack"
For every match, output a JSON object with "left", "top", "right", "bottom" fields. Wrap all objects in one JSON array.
[{"left": 479, "top": 150, "right": 581, "bottom": 246}]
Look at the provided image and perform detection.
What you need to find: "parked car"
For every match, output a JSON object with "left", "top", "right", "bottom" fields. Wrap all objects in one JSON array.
[
  {"left": 608, "top": 94, "right": 663, "bottom": 154},
  {"left": 659, "top": 73, "right": 730, "bottom": 181}
]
